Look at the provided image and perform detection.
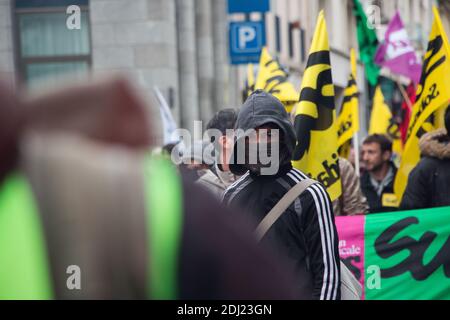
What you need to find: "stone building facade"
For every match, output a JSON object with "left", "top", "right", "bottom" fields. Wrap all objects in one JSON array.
[{"left": 1, "top": 0, "right": 449, "bottom": 141}]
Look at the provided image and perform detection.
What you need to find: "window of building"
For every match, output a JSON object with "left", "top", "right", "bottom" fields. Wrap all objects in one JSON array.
[
  {"left": 275, "top": 15, "right": 281, "bottom": 53},
  {"left": 13, "top": 0, "right": 91, "bottom": 88},
  {"left": 288, "top": 22, "right": 294, "bottom": 58},
  {"left": 300, "top": 28, "right": 306, "bottom": 62}
]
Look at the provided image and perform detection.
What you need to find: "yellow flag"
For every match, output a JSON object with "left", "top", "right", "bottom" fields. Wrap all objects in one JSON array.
[
  {"left": 292, "top": 11, "right": 341, "bottom": 201},
  {"left": 255, "top": 47, "right": 299, "bottom": 113},
  {"left": 434, "top": 104, "right": 447, "bottom": 128},
  {"left": 369, "top": 86, "right": 403, "bottom": 156},
  {"left": 395, "top": 6, "right": 450, "bottom": 201},
  {"left": 369, "top": 86, "right": 394, "bottom": 134},
  {"left": 337, "top": 48, "right": 360, "bottom": 149},
  {"left": 244, "top": 64, "right": 256, "bottom": 100}
]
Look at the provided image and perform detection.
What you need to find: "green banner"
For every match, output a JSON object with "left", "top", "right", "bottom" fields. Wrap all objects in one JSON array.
[{"left": 365, "top": 207, "right": 450, "bottom": 299}]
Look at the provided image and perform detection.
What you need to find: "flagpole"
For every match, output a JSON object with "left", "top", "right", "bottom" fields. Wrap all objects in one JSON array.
[
  {"left": 396, "top": 80, "right": 414, "bottom": 112},
  {"left": 353, "top": 133, "right": 360, "bottom": 177}
]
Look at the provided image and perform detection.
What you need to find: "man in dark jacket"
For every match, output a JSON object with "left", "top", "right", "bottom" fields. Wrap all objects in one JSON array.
[
  {"left": 360, "top": 134, "right": 398, "bottom": 213},
  {"left": 222, "top": 90, "right": 341, "bottom": 300},
  {"left": 401, "top": 107, "right": 450, "bottom": 210}
]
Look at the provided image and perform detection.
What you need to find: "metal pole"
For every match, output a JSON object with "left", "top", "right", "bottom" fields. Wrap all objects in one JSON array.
[
  {"left": 353, "top": 133, "right": 360, "bottom": 177},
  {"left": 396, "top": 80, "right": 414, "bottom": 112}
]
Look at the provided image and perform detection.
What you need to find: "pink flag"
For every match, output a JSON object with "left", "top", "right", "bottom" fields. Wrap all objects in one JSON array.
[
  {"left": 335, "top": 216, "right": 365, "bottom": 299},
  {"left": 375, "top": 11, "right": 422, "bottom": 83}
]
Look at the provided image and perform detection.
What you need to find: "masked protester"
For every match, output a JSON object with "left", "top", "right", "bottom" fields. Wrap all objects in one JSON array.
[
  {"left": 401, "top": 107, "right": 450, "bottom": 210},
  {"left": 360, "top": 134, "right": 398, "bottom": 213},
  {"left": 222, "top": 90, "right": 341, "bottom": 300}
]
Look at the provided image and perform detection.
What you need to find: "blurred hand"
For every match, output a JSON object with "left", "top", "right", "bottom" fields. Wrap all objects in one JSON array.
[
  {"left": 0, "top": 77, "right": 154, "bottom": 185},
  {"left": 22, "top": 77, "right": 153, "bottom": 148}
]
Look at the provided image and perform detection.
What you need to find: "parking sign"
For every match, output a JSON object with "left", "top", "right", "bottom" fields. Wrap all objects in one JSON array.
[{"left": 229, "top": 21, "right": 266, "bottom": 64}]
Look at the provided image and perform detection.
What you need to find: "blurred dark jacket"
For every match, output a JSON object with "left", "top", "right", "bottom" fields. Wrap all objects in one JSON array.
[{"left": 401, "top": 129, "right": 450, "bottom": 210}]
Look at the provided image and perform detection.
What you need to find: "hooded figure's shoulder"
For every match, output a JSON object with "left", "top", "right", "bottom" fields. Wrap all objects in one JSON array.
[{"left": 221, "top": 171, "right": 252, "bottom": 204}]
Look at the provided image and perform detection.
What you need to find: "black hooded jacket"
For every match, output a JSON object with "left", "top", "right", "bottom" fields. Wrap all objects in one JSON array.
[{"left": 222, "top": 90, "right": 341, "bottom": 300}]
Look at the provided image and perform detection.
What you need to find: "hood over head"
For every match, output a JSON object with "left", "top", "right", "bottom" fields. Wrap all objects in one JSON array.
[{"left": 229, "top": 90, "right": 297, "bottom": 176}]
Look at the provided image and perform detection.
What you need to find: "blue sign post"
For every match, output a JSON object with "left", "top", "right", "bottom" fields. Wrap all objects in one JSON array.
[
  {"left": 227, "top": 0, "right": 270, "bottom": 14},
  {"left": 229, "top": 21, "right": 266, "bottom": 64}
]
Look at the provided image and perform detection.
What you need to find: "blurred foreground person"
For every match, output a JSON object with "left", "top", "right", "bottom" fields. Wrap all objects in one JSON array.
[
  {"left": 223, "top": 91, "right": 341, "bottom": 300},
  {"left": 401, "top": 107, "right": 450, "bottom": 210},
  {"left": 197, "top": 109, "right": 239, "bottom": 198},
  {"left": 0, "top": 79, "right": 297, "bottom": 299},
  {"left": 360, "top": 134, "right": 398, "bottom": 213}
]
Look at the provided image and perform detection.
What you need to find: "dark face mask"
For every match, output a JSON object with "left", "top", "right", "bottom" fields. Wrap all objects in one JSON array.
[{"left": 243, "top": 141, "right": 291, "bottom": 175}]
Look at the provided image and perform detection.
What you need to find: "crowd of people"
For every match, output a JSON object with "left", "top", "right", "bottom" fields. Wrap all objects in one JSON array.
[
  {"left": 166, "top": 90, "right": 450, "bottom": 300},
  {"left": 178, "top": 96, "right": 450, "bottom": 216},
  {"left": 1, "top": 77, "right": 449, "bottom": 300}
]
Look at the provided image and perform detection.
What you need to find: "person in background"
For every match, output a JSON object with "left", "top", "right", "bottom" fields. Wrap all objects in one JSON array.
[
  {"left": 179, "top": 140, "right": 213, "bottom": 182},
  {"left": 197, "top": 109, "right": 239, "bottom": 198},
  {"left": 349, "top": 144, "right": 366, "bottom": 175},
  {"left": 401, "top": 107, "right": 450, "bottom": 210},
  {"left": 161, "top": 142, "right": 177, "bottom": 157},
  {"left": 360, "top": 134, "right": 398, "bottom": 213},
  {"left": 332, "top": 157, "right": 369, "bottom": 216}
]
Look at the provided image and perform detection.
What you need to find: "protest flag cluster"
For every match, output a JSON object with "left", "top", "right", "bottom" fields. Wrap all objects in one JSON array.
[
  {"left": 337, "top": 48, "right": 360, "bottom": 159},
  {"left": 394, "top": 6, "right": 450, "bottom": 201},
  {"left": 240, "top": 2, "right": 450, "bottom": 209}
]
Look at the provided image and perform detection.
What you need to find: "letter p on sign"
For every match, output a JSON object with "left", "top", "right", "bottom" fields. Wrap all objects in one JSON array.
[
  {"left": 229, "top": 21, "right": 266, "bottom": 64},
  {"left": 239, "top": 26, "right": 256, "bottom": 49}
]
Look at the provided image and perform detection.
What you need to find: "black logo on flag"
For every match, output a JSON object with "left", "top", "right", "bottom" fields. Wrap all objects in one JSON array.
[
  {"left": 375, "top": 216, "right": 450, "bottom": 280},
  {"left": 293, "top": 50, "right": 335, "bottom": 161},
  {"left": 408, "top": 35, "right": 445, "bottom": 140}
]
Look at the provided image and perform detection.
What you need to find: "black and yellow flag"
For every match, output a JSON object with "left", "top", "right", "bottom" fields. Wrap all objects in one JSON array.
[
  {"left": 337, "top": 48, "right": 359, "bottom": 158},
  {"left": 255, "top": 47, "right": 299, "bottom": 113},
  {"left": 292, "top": 11, "right": 341, "bottom": 201},
  {"left": 395, "top": 6, "right": 450, "bottom": 201},
  {"left": 368, "top": 86, "right": 403, "bottom": 158}
]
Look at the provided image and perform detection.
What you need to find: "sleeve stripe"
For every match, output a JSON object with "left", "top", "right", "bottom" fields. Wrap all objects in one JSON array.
[
  {"left": 288, "top": 170, "right": 333, "bottom": 299},
  {"left": 226, "top": 171, "right": 250, "bottom": 191},
  {"left": 312, "top": 184, "right": 340, "bottom": 300},
  {"left": 307, "top": 187, "right": 331, "bottom": 300},
  {"left": 290, "top": 169, "right": 339, "bottom": 299},
  {"left": 286, "top": 172, "right": 301, "bottom": 185},
  {"left": 222, "top": 173, "right": 253, "bottom": 205},
  {"left": 292, "top": 168, "right": 309, "bottom": 180}
]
